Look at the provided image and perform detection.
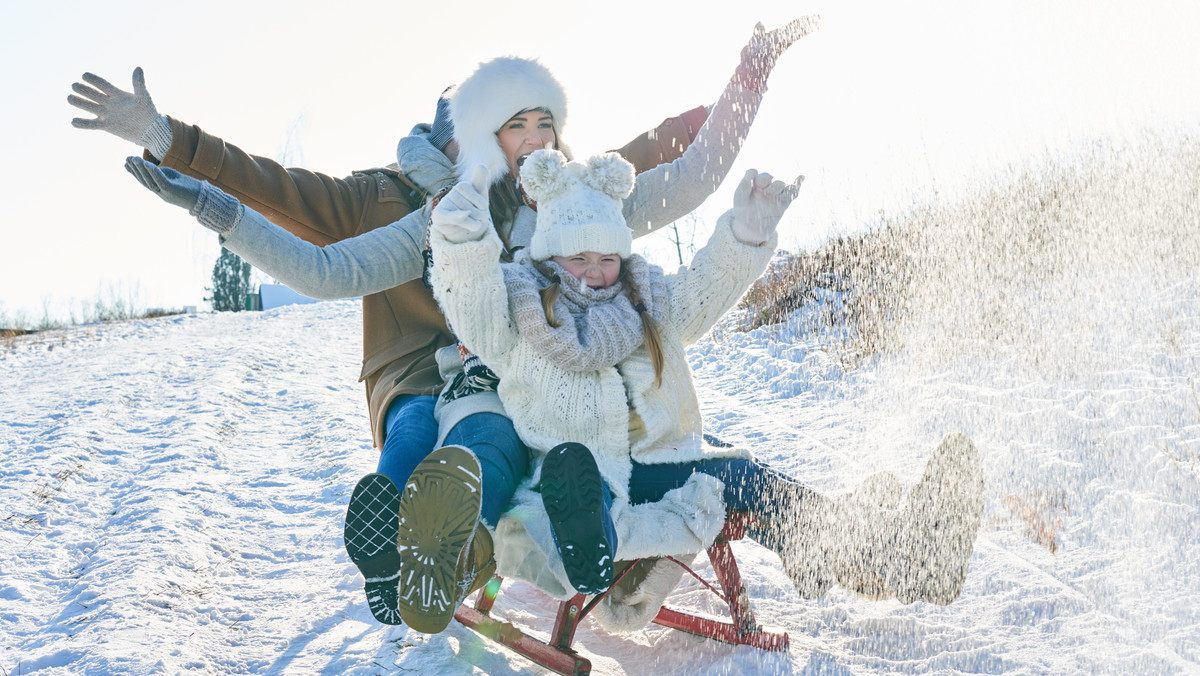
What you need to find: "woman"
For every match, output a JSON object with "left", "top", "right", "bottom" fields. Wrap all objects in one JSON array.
[{"left": 122, "top": 17, "right": 820, "bottom": 634}]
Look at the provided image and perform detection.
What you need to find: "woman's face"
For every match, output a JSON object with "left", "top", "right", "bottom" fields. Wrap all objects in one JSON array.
[
  {"left": 552, "top": 252, "right": 621, "bottom": 289},
  {"left": 497, "top": 109, "right": 556, "bottom": 178}
]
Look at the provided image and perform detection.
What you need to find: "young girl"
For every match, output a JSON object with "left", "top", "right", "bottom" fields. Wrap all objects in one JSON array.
[{"left": 428, "top": 149, "right": 984, "bottom": 626}]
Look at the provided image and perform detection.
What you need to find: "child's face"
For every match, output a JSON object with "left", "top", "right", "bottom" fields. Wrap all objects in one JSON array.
[{"left": 552, "top": 252, "right": 621, "bottom": 289}]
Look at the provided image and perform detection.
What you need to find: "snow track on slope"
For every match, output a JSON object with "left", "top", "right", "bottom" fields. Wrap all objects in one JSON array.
[
  {"left": 1, "top": 306, "right": 382, "bottom": 674},
  {"left": 2, "top": 283, "right": 1198, "bottom": 674}
]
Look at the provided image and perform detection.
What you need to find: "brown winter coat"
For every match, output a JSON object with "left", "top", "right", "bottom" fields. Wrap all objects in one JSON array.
[{"left": 150, "top": 106, "right": 709, "bottom": 447}]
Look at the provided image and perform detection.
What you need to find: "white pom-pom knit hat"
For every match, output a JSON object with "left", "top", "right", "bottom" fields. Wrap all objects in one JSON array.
[
  {"left": 520, "top": 149, "right": 636, "bottom": 261},
  {"left": 449, "top": 56, "right": 571, "bottom": 189}
]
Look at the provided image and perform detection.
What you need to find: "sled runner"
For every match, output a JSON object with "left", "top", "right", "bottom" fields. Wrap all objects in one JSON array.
[{"left": 453, "top": 511, "right": 789, "bottom": 675}]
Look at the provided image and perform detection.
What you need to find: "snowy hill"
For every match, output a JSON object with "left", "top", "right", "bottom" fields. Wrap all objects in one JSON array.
[
  {"left": 3, "top": 132, "right": 1200, "bottom": 674},
  {"left": 3, "top": 276, "right": 1198, "bottom": 675}
]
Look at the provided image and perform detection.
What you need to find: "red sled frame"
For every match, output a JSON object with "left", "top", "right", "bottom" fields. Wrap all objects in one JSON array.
[{"left": 453, "top": 512, "right": 789, "bottom": 675}]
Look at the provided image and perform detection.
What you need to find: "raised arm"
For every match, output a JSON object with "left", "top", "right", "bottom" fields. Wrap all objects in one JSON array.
[
  {"left": 667, "top": 169, "right": 802, "bottom": 344},
  {"left": 71, "top": 68, "right": 419, "bottom": 245},
  {"left": 623, "top": 16, "right": 819, "bottom": 236},
  {"left": 426, "top": 167, "right": 520, "bottom": 361},
  {"left": 609, "top": 105, "right": 709, "bottom": 174},
  {"left": 71, "top": 67, "right": 710, "bottom": 247},
  {"left": 124, "top": 157, "right": 427, "bottom": 299}
]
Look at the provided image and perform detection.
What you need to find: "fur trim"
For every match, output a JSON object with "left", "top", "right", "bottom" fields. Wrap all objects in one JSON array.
[
  {"left": 450, "top": 56, "right": 569, "bottom": 188},
  {"left": 609, "top": 472, "right": 727, "bottom": 560},
  {"left": 492, "top": 473, "right": 727, "bottom": 612},
  {"left": 590, "top": 554, "right": 697, "bottom": 632}
]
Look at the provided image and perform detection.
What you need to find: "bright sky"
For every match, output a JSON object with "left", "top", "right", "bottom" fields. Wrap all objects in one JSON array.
[{"left": 3, "top": 0, "right": 1199, "bottom": 323}]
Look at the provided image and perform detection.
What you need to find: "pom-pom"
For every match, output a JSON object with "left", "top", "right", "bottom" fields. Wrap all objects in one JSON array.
[
  {"left": 519, "top": 148, "right": 573, "bottom": 202},
  {"left": 582, "top": 152, "right": 635, "bottom": 199}
]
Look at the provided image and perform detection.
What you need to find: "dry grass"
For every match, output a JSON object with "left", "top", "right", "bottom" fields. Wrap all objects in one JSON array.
[
  {"left": 738, "top": 129, "right": 1200, "bottom": 368},
  {"left": 0, "top": 281, "right": 185, "bottom": 337},
  {"left": 0, "top": 301, "right": 186, "bottom": 350}
]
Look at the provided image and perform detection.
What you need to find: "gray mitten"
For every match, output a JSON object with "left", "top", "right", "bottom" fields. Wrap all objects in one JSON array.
[
  {"left": 70, "top": 68, "right": 172, "bottom": 158},
  {"left": 731, "top": 169, "right": 803, "bottom": 245},
  {"left": 731, "top": 16, "right": 821, "bottom": 93},
  {"left": 124, "top": 157, "right": 242, "bottom": 236}
]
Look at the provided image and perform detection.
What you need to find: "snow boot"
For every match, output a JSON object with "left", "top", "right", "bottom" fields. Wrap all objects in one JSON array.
[
  {"left": 880, "top": 432, "right": 984, "bottom": 604},
  {"left": 773, "top": 471, "right": 903, "bottom": 599},
  {"left": 459, "top": 522, "right": 497, "bottom": 596},
  {"left": 343, "top": 473, "right": 405, "bottom": 625},
  {"left": 779, "top": 433, "right": 984, "bottom": 605},
  {"left": 394, "top": 445, "right": 485, "bottom": 634},
  {"left": 540, "top": 442, "right": 617, "bottom": 595}
]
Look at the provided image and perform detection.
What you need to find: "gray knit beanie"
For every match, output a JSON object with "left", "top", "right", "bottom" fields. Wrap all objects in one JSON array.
[{"left": 428, "top": 86, "right": 455, "bottom": 151}]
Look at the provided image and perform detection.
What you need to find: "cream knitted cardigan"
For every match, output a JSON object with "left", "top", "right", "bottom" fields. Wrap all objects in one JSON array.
[{"left": 429, "top": 210, "right": 777, "bottom": 628}]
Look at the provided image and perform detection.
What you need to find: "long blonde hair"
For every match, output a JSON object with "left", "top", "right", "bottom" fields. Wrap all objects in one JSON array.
[{"left": 537, "top": 261, "right": 665, "bottom": 387}]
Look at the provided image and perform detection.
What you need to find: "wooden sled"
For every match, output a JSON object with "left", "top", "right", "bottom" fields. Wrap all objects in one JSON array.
[{"left": 453, "top": 511, "right": 789, "bottom": 675}]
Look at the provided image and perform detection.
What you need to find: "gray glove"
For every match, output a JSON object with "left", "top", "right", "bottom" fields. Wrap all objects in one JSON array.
[
  {"left": 125, "top": 156, "right": 242, "bottom": 236},
  {"left": 731, "top": 169, "right": 803, "bottom": 245},
  {"left": 432, "top": 165, "right": 493, "bottom": 244},
  {"left": 731, "top": 16, "right": 821, "bottom": 93},
  {"left": 70, "top": 68, "right": 172, "bottom": 157}
]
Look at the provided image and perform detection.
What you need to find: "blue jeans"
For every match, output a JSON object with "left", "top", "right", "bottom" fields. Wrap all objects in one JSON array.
[
  {"left": 626, "top": 457, "right": 813, "bottom": 554},
  {"left": 443, "top": 412, "right": 529, "bottom": 528},
  {"left": 375, "top": 394, "right": 439, "bottom": 488},
  {"left": 376, "top": 395, "right": 528, "bottom": 529},
  {"left": 628, "top": 457, "right": 809, "bottom": 518},
  {"left": 566, "top": 456, "right": 807, "bottom": 560}
]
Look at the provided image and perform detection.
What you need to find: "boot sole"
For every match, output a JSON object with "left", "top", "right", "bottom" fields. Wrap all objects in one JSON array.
[
  {"left": 395, "top": 445, "right": 483, "bottom": 633},
  {"left": 344, "top": 473, "right": 404, "bottom": 625},
  {"left": 895, "top": 433, "right": 985, "bottom": 604},
  {"left": 540, "top": 443, "right": 615, "bottom": 595}
]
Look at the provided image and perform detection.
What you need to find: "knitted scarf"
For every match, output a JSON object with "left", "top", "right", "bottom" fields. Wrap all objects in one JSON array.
[{"left": 502, "top": 251, "right": 667, "bottom": 372}]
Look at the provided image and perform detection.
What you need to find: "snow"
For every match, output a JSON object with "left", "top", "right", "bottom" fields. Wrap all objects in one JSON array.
[{"left": 3, "top": 248, "right": 1199, "bottom": 673}]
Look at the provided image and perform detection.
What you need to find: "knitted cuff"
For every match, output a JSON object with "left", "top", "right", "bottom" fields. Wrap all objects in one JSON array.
[
  {"left": 191, "top": 183, "right": 243, "bottom": 236},
  {"left": 138, "top": 115, "right": 173, "bottom": 161}
]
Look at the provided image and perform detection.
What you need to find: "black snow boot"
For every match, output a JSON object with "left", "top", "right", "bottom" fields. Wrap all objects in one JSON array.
[
  {"left": 344, "top": 473, "right": 405, "bottom": 625},
  {"left": 540, "top": 442, "right": 617, "bottom": 595}
]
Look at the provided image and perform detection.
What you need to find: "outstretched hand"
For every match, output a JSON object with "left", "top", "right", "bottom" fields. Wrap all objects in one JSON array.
[
  {"left": 124, "top": 156, "right": 202, "bottom": 212},
  {"left": 69, "top": 67, "right": 161, "bottom": 146},
  {"left": 733, "top": 15, "right": 821, "bottom": 92},
  {"left": 731, "top": 169, "right": 803, "bottom": 245},
  {"left": 432, "top": 165, "right": 493, "bottom": 244},
  {"left": 125, "top": 156, "right": 242, "bottom": 235}
]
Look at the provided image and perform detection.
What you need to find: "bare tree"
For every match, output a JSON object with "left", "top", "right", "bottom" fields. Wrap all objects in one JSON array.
[{"left": 666, "top": 213, "right": 704, "bottom": 266}]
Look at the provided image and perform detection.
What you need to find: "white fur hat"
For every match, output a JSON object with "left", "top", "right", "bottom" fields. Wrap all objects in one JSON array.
[
  {"left": 450, "top": 56, "right": 571, "bottom": 189},
  {"left": 521, "top": 149, "right": 635, "bottom": 260}
]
